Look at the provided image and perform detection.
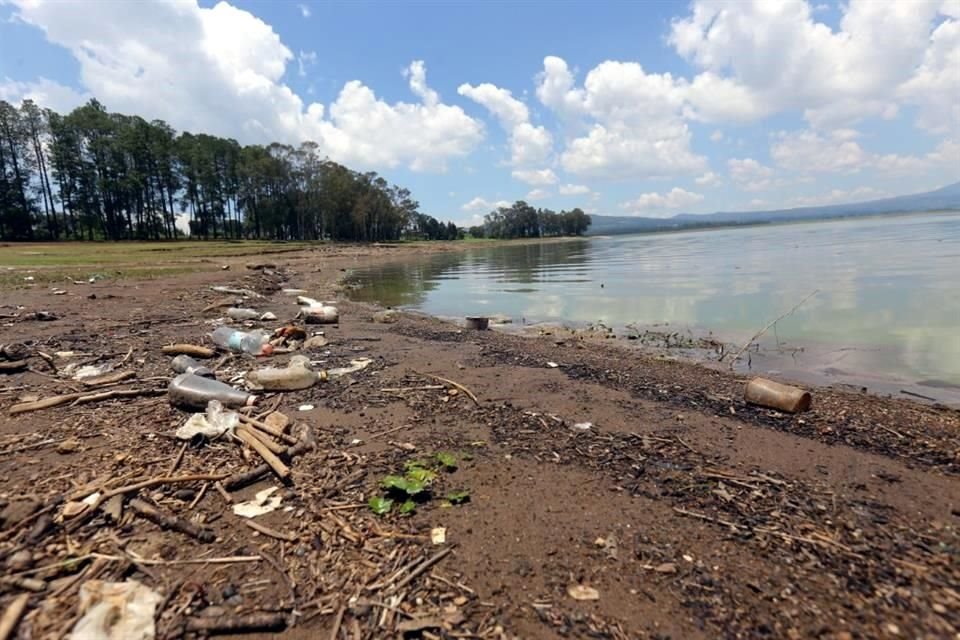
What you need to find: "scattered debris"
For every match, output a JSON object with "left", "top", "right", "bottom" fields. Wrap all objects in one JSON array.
[
  {"left": 175, "top": 400, "right": 239, "bottom": 440},
  {"left": 567, "top": 584, "right": 600, "bottom": 601},
  {"left": 232, "top": 487, "right": 282, "bottom": 518},
  {"left": 70, "top": 580, "right": 161, "bottom": 640},
  {"left": 745, "top": 377, "right": 812, "bottom": 413}
]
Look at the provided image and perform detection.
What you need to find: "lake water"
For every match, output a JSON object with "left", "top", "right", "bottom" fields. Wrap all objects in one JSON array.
[{"left": 346, "top": 213, "right": 960, "bottom": 404}]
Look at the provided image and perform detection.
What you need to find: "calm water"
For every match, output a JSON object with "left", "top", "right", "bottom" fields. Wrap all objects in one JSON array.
[{"left": 347, "top": 213, "right": 960, "bottom": 400}]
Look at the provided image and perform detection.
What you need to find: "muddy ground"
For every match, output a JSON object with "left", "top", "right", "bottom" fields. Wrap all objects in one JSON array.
[{"left": 0, "top": 243, "right": 957, "bottom": 639}]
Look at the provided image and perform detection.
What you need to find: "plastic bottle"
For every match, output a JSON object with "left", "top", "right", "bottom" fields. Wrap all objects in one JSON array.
[
  {"left": 246, "top": 355, "right": 324, "bottom": 391},
  {"left": 226, "top": 307, "right": 260, "bottom": 321},
  {"left": 168, "top": 373, "right": 256, "bottom": 410},
  {"left": 302, "top": 305, "right": 339, "bottom": 324},
  {"left": 170, "top": 354, "right": 215, "bottom": 378},
  {"left": 210, "top": 326, "right": 273, "bottom": 356}
]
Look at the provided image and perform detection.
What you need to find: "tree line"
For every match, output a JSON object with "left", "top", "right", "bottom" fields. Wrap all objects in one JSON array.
[
  {"left": 0, "top": 98, "right": 459, "bottom": 242},
  {"left": 469, "top": 201, "right": 591, "bottom": 239}
]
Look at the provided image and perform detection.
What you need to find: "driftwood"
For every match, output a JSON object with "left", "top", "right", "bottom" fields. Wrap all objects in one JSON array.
[
  {"left": 0, "top": 361, "right": 27, "bottom": 373},
  {"left": 161, "top": 344, "right": 216, "bottom": 358},
  {"left": 237, "top": 424, "right": 286, "bottom": 455},
  {"left": 0, "top": 594, "right": 30, "bottom": 640},
  {"left": 223, "top": 426, "right": 315, "bottom": 491},
  {"left": 237, "top": 413, "right": 298, "bottom": 445},
  {"left": 245, "top": 519, "right": 297, "bottom": 542},
  {"left": 184, "top": 612, "right": 287, "bottom": 633},
  {"left": 9, "top": 387, "right": 164, "bottom": 414},
  {"left": 413, "top": 371, "right": 479, "bottom": 405},
  {"left": 80, "top": 370, "right": 135, "bottom": 387},
  {"left": 235, "top": 428, "right": 290, "bottom": 479},
  {"left": 129, "top": 498, "right": 216, "bottom": 543}
]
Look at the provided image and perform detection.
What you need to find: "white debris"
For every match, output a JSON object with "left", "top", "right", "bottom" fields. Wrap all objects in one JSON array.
[
  {"left": 70, "top": 580, "right": 162, "bottom": 640},
  {"left": 232, "top": 486, "right": 282, "bottom": 518}
]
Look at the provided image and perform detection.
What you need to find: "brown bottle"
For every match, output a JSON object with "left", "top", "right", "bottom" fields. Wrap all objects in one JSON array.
[{"left": 744, "top": 378, "right": 811, "bottom": 413}]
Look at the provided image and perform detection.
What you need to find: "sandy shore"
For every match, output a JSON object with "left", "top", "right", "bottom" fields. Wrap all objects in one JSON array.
[{"left": 0, "top": 242, "right": 957, "bottom": 639}]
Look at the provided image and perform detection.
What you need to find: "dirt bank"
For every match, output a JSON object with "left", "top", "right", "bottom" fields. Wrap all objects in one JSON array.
[{"left": 0, "top": 242, "right": 957, "bottom": 639}]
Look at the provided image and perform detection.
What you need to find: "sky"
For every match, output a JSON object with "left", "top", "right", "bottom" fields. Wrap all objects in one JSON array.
[{"left": 1, "top": 0, "right": 958, "bottom": 226}]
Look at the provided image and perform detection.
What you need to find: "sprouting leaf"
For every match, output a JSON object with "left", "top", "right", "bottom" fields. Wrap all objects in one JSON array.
[
  {"left": 404, "top": 459, "right": 430, "bottom": 472},
  {"left": 436, "top": 452, "right": 458, "bottom": 470},
  {"left": 381, "top": 475, "right": 408, "bottom": 491},
  {"left": 406, "top": 467, "right": 437, "bottom": 484},
  {"left": 401, "top": 478, "right": 425, "bottom": 495},
  {"left": 459, "top": 451, "right": 474, "bottom": 461},
  {"left": 368, "top": 496, "right": 393, "bottom": 515},
  {"left": 445, "top": 490, "right": 470, "bottom": 505},
  {"left": 398, "top": 500, "right": 416, "bottom": 515}
]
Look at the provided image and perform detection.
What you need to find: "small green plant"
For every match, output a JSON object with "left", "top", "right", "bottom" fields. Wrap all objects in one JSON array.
[{"left": 369, "top": 452, "right": 469, "bottom": 516}]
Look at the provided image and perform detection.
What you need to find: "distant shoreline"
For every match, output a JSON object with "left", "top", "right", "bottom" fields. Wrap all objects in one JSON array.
[{"left": 585, "top": 207, "right": 959, "bottom": 238}]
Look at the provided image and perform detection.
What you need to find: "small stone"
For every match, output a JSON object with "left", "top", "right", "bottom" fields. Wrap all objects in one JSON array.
[
  {"left": 886, "top": 624, "right": 900, "bottom": 635},
  {"left": 302, "top": 336, "right": 328, "bottom": 350},
  {"left": 567, "top": 584, "right": 599, "bottom": 601},
  {"left": 932, "top": 603, "right": 947, "bottom": 614},
  {"left": 654, "top": 562, "right": 677, "bottom": 574},
  {"left": 173, "top": 489, "right": 196, "bottom": 501},
  {"left": 298, "top": 404, "right": 315, "bottom": 412},
  {"left": 56, "top": 438, "right": 82, "bottom": 454},
  {"left": 221, "top": 584, "right": 238, "bottom": 600},
  {"left": 453, "top": 595, "right": 468, "bottom": 606},
  {"left": 6, "top": 549, "right": 32, "bottom": 572}
]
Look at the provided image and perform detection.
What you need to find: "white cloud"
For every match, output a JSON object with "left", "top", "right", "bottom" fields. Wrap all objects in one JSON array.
[
  {"left": 297, "top": 50, "right": 317, "bottom": 78},
  {"left": 620, "top": 187, "right": 704, "bottom": 216},
  {"left": 8, "top": 0, "right": 483, "bottom": 172},
  {"left": 709, "top": 129, "right": 724, "bottom": 143},
  {"left": 694, "top": 171, "right": 721, "bottom": 187},
  {"left": 558, "top": 183, "right": 590, "bottom": 195},
  {"left": 0, "top": 77, "right": 89, "bottom": 113},
  {"left": 461, "top": 197, "right": 511, "bottom": 212},
  {"left": 897, "top": 16, "right": 960, "bottom": 134},
  {"left": 297, "top": 3, "right": 311, "bottom": 18},
  {"left": 669, "top": 0, "right": 953, "bottom": 130},
  {"left": 770, "top": 129, "right": 867, "bottom": 173},
  {"left": 526, "top": 188, "right": 551, "bottom": 201},
  {"left": 535, "top": 57, "right": 707, "bottom": 180},
  {"left": 872, "top": 138, "right": 960, "bottom": 175},
  {"left": 727, "top": 158, "right": 779, "bottom": 191},
  {"left": 789, "top": 186, "right": 887, "bottom": 207},
  {"left": 511, "top": 168, "right": 558, "bottom": 185},
  {"left": 458, "top": 81, "right": 552, "bottom": 167}
]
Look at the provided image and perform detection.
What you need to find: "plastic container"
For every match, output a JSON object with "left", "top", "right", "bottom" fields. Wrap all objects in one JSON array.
[
  {"left": 168, "top": 373, "right": 256, "bottom": 410},
  {"left": 744, "top": 378, "right": 811, "bottom": 413},
  {"left": 303, "top": 305, "right": 339, "bottom": 324},
  {"left": 170, "top": 354, "right": 215, "bottom": 378},
  {"left": 226, "top": 307, "right": 260, "bottom": 321},
  {"left": 210, "top": 326, "right": 273, "bottom": 356},
  {"left": 246, "top": 355, "right": 324, "bottom": 391}
]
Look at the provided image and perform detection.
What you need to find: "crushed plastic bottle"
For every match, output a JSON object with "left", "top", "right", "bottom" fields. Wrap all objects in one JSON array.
[
  {"left": 246, "top": 355, "right": 323, "bottom": 391},
  {"left": 210, "top": 326, "right": 273, "bottom": 356},
  {"left": 168, "top": 373, "right": 255, "bottom": 410},
  {"left": 170, "top": 354, "right": 215, "bottom": 378},
  {"left": 226, "top": 307, "right": 260, "bottom": 321}
]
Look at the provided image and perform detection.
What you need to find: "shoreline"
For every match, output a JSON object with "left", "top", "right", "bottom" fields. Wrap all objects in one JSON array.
[{"left": 0, "top": 242, "right": 957, "bottom": 638}]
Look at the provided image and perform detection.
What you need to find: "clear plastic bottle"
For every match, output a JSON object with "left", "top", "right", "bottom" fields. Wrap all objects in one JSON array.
[
  {"left": 168, "top": 373, "right": 256, "bottom": 410},
  {"left": 210, "top": 326, "right": 273, "bottom": 355},
  {"left": 226, "top": 307, "right": 260, "bottom": 321},
  {"left": 170, "top": 354, "right": 215, "bottom": 378},
  {"left": 246, "top": 355, "right": 323, "bottom": 390}
]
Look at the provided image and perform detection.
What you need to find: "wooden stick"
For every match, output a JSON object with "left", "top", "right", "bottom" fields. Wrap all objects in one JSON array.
[
  {"left": 167, "top": 442, "right": 189, "bottom": 475},
  {"left": 413, "top": 371, "right": 479, "bottom": 405},
  {"left": 388, "top": 547, "right": 454, "bottom": 592},
  {"left": 237, "top": 424, "right": 286, "bottom": 455},
  {"left": 80, "top": 370, "right": 135, "bottom": 387},
  {"left": 235, "top": 428, "right": 290, "bottom": 480},
  {"left": 245, "top": 519, "right": 297, "bottom": 542},
  {"left": 161, "top": 344, "right": 215, "bottom": 358},
  {"left": 328, "top": 605, "right": 346, "bottom": 640},
  {"left": 223, "top": 427, "right": 314, "bottom": 491},
  {"left": 214, "top": 481, "right": 234, "bottom": 504},
  {"left": 9, "top": 387, "right": 163, "bottom": 415},
  {"left": 185, "top": 612, "right": 287, "bottom": 633},
  {"left": 237, "top": 413, "right": 297, "bottom": 445},
  {"left": 0, "top": 360, "right": 27, "bottom": 373},
  {"left": 0, "top": 593, "right": 30, "bottom": 640},
  {"left": 727, "top": 289, "right": 819, "bottom": 370},
  {"left": 129, "top": 498, "right": 216, "bottom": 543}
]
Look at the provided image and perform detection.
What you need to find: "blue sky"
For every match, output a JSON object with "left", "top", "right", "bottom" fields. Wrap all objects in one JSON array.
[{"left": 1, "top": 0, "right": 958, "bottom": 225}]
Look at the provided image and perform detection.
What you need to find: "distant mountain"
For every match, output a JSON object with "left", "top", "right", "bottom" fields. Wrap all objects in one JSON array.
[{"left": 586, "top": 181, "right": 960, "bottom": 236}]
